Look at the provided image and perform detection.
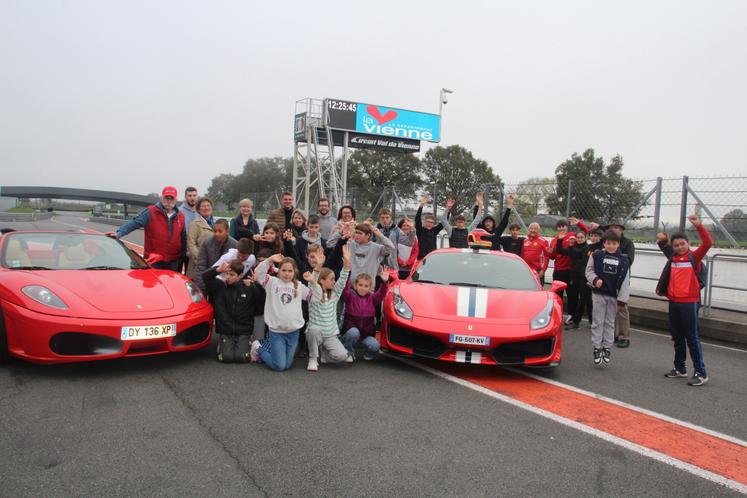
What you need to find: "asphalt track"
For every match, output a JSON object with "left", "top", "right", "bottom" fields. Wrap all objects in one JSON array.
[{"left": 1, "top": 214, "right": 746, "bottom": 497}]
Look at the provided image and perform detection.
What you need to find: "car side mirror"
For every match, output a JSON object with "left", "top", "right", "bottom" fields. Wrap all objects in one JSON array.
[{"left": 550, "top": 281, "right": 568, "bottom": 293}]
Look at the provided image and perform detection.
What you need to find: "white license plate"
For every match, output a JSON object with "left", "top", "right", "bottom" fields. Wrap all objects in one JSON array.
[
  {"left": 121, "top": 324, "right": 176, "bottom": 341},
  {"left": 449, "top": 334, "right": 490, "bottom": 347}
]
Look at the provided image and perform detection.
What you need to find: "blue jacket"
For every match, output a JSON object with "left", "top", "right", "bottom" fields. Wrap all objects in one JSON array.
[
  {"left": 589, "top": 250, "right": 629, "bottom": 298},
  {"left": 179, "top": 203, "right": 199, "bottom": 232}
]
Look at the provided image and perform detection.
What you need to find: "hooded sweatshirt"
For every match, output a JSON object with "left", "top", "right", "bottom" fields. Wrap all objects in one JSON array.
[{"left": 255, "top": 258, "right": 312, "bottom": 332}]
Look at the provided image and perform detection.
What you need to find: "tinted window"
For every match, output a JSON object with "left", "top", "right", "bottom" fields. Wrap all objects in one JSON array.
[
  {"left": 1, "top": 233, "right": 148, "bottom": 270},
  {"left": 413, "top": 251, "right": 538, "bottom": 291}
]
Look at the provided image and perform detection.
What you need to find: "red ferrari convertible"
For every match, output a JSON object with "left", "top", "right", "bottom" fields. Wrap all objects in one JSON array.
[
  {"left": 0, "top": 230, "right": 213, "bottom": 364},
  {"left": 381, "top": 248, "right": 566, "bottom": 367}
]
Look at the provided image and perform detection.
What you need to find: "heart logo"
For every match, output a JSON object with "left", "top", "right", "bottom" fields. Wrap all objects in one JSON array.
[{"left": 366, "top": 105, "right": 398, "bottom": 125}]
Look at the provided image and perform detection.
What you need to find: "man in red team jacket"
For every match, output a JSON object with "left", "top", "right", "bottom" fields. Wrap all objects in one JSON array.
[
  {"left": 655, "top": 214, "right": 712, "bottom": 387},
  {"left": 522, "top": 222, "right": 550, "bottom": 285}
]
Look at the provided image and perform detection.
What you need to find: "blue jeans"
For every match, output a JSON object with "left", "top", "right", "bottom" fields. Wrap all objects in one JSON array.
[
  {"left": 342, "top": 327, "right": 380, "bottom": 354},
  {"left": 259, "top": 330, "right": 300, "bottom": 371}
]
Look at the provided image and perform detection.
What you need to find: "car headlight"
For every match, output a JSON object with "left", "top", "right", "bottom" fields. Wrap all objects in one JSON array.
[
  {"left": 185, "top": 282, "right": 204, "bottom": 303},
  {"left": 392, "top": 287, "right": 413, "bottom": 320},
  {"left": 21, "top": 285, "right": 68, "bottom": 310},
  {"left": 530, "top": 299, "right": 554, "bottom": 330}
]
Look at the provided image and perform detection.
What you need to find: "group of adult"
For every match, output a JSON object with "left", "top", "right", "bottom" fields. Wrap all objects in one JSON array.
[{"left": 112, "top": 186, "right": 637, "bottom": 347}]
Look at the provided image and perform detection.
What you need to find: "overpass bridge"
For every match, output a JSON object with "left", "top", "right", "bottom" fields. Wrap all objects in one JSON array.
[{"left": 0, "top": 186, "right": 158, "bottom": 215}]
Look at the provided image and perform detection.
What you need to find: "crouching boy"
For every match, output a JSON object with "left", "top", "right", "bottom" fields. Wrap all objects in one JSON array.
[{"left": 203, "top": 260, "right": 262, "bottom": 362}]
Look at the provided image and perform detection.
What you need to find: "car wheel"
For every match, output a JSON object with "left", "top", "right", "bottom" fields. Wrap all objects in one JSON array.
[{"left": 0, "top": 308, "right": 9, "bottom": 363}]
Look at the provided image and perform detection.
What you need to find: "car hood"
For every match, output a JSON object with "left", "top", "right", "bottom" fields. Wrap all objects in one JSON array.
[
  {"left": 397, "top": 281, "right": 551, "bottom": 323},
  {"left": 28, "top": 269, "right": 177, "bottom": 313}
]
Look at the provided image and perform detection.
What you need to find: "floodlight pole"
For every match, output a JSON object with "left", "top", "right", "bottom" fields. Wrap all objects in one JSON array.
[{"left": 439, "top": 88, "right": 453, "bottom": 145}]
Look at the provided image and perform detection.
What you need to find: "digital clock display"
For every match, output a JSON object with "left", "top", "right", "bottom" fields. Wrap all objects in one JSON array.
[{"left": 327, "top": 100, "right": 357, "bottom": 112}]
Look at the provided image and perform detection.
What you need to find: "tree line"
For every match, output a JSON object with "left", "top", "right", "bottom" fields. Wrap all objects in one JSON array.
[{"left": 207, "top": 146, "right": 644, "bottom": 223}]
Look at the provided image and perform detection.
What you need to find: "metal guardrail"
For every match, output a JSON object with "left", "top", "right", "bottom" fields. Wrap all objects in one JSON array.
[
  {"left": 0, "top": 211, "right": 55, "bottom": 222},
  {"left": 704, "top": 253, "right": 747, "bottom": 316}
]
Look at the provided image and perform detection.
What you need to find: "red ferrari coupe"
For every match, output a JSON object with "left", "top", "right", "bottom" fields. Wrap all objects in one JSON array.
[
  {"left": 381, "top": 248, "right": 567, "bottom": 367},
  {"left": 0, "top": 230, "right": 213, "bottom": 364}
]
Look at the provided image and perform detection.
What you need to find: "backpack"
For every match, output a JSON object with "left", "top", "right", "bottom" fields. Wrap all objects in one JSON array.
[{"left": 656, "top": 252, "right": 707, "bottom": 296}]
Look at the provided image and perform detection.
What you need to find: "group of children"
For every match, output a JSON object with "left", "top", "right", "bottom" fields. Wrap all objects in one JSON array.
[
  {"left": 194, "top": 193, "right": 713, "bottom": 386},
  {"left": 195, "top": 204, "right": 396, "bottom": 372}
]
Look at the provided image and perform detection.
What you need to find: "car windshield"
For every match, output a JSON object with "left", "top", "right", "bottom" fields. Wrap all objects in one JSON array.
[
  {"left": 412, "top": 251, "right": 539, "bottom": 291},
  {"left": 1, "top": 232, "right": 148, "bottom": 270}
]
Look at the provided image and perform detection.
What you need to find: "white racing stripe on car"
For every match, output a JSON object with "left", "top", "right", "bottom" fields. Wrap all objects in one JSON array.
[
  {"left": 457, "top": 287, "right": 471, "bottom": 317},
  {"left": 455, "top": 351, "right": 483, "bottom": 364},
  {"left": 474, "top": 288, "right": 488, "bottom": 319}
]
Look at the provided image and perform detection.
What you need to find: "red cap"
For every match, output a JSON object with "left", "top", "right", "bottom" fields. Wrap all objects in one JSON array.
[{"left": 161, "top": 186, "right": 178, "bottom": 199}]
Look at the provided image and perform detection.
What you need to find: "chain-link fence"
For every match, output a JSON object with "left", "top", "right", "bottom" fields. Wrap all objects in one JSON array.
[{"left": 237, "top": 176, "right": 747, "bottom": 247}]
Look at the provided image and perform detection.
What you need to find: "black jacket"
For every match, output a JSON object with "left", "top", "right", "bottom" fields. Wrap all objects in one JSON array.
[
  {"left": 619, "top": 236, "right": 636, "bottom": 266},
  {"left": 203, "top": 267, "right": 263, "bottom": 336},
  {"left": 415, "top": 206, "right": 444, "bottom": 259},
  {"left": 487, "top": 208, "right": 511, "bottom": 251},
  {"left": 557, "top": 241, "right": 590, "bottom": 279}
]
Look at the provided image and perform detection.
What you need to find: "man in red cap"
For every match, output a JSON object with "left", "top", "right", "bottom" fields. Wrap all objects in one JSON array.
[{"left": 114, "top": 186, "right": 186, "bottom": 271}]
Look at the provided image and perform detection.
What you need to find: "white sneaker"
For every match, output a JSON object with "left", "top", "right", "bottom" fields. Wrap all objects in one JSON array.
[
  {"left": 345, "top": 354, "right": 354, "bottom": 363},
  {"left": 307, "top": 358, "right": 319, "bottom": 372},
  {"left": 564, "top": 315, "right": 573, "bottom": 325},
  {"left": 250, "top": 340, "right": 261, "bottom": 363}
]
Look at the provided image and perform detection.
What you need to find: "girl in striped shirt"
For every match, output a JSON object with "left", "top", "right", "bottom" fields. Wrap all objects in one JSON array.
[{"left": 302, "top": 244, "right": 353, "bottom": 372}]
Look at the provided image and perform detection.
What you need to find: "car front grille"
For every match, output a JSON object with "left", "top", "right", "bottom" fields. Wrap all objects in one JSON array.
[
  {"left": 490, "top": 338, "right": 554, "bottom": 365},
  {"left": 388, "top": 325, "right": 447, "bottom": 359}
]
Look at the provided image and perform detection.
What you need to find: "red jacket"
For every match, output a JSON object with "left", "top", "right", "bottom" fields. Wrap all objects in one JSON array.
[
  {"left": 550, "top": 222, "right": 589, "bottom": 271},
  {"left": 144, "top": 205, "right": 185, "bottom": 262},
  {"left": 522, "top": 236, "right": 550, "bottom": 273},
  {"left": 666, "top": 225, "right": 712, "bottom": 303}
]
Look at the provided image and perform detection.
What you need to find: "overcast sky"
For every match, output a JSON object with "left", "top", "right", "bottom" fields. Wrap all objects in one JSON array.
[{"left": 1, "top": 0, "right": 745, "bottom": 196}]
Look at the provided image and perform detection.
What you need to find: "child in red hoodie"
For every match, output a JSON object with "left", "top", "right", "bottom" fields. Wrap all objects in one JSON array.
[{"left": 655, "top": 214, "right": 712, "bottom": 386}]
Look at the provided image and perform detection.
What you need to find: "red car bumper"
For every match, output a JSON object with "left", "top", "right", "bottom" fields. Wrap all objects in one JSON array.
[
  {"left": 381, "top": 312, "right": 562, "bottom": 367},
  {"left": 2, "top": 300, "right": 213, "bottom": 364}
]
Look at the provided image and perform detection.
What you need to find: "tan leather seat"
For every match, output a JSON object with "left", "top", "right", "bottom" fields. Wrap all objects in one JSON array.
[
  {"left": 4, "top": 239, "right": 32, "bottom": 267},
  {"left": 58, "top": 244, "right": 90, "bottom": 268}
]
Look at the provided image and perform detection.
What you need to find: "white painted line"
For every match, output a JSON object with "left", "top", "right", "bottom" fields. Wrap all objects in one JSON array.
[
  {"left": 576, "top": 318, "right": 747, "bottom": 353},
  {"left": 629, "top": 326, "right": 747, "bottom": 353},
  {"left": 50, "top": 217, "right": 90, "bottom": 230},
  {"left": 388, "top": 354, "right": 747, "bottom": 495},
  {"left": 506, "top": 366, "right": 747, "bottom": 449}
]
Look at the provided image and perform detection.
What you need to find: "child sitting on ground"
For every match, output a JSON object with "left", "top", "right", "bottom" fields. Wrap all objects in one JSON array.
[
  {"left": 302, "top": 245, "right": 354, "bottom": 371},
  {"left": 203, "top": 260, "right": 263, "bottom": 363},
  {"left": 341, "top": 266, "right": 390, "bottom": 360},
  {"left": 250, "top": 253, "right": 312, "bottom": 371}
]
